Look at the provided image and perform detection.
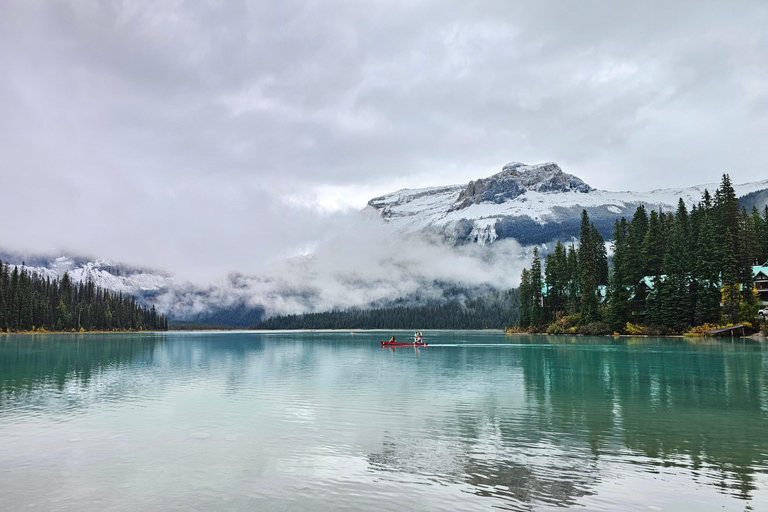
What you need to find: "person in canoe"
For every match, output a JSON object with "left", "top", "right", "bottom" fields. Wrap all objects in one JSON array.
[
  {"left": 414, "top": 332, "right": 423, "bottom": 343},
  {"left": 389, "top": 336, "right": 396, "bottom": 343}
]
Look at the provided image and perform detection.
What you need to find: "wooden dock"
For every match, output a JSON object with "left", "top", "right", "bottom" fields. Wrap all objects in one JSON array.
[{"left": 704, "top": 324, "right": 747, "bottom": 338}]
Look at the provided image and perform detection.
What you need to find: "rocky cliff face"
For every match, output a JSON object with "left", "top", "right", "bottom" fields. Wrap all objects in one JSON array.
[{"left": 454, "top": 162, "right": 593, "bottom": 209}]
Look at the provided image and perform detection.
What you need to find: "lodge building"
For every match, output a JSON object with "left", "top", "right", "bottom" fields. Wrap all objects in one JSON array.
[
  {"left": 755, "top": 263, "right": 768, "bottom": 306},
  {"left": 636, "top": 262, "right": 768, "bottom": 307}
]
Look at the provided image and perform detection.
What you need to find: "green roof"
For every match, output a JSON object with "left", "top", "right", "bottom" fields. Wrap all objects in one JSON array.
[
  {"left": 640, "top": 275, "right": 665, "bottom": 290},
  {"left": 753, "top": 263, "right": 768, "bottom": 280}
]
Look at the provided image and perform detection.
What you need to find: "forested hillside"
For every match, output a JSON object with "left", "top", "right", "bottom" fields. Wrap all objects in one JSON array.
[
  {"left": 0, "top": 261, "right": 167, "bottom": 332},
  {"left": 252, "top": 290, "right": 519, "bottom": 330},
  {"left": 740, "top": 188, "right": 768, "bottom": 212}
]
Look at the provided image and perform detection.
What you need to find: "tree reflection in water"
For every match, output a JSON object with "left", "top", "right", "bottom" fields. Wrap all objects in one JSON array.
[{"left": 367, "top": 337, "right": 768, "bottom": 508}]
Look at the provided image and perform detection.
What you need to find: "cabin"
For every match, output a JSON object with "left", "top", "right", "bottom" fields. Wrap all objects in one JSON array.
[
  {"left": 754, "top": 263, "right": 768, "bottom": 306},
  {"left": 634, "top": 264, "right": 768, "bottom": 306}
]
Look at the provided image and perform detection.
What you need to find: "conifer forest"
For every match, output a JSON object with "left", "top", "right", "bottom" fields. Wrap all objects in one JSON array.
[
  {"left": 0, "top": 261, "right": 168, "bottom": 332},
  {"left": 252, "top": 290, "right": 520, "bottom": 330},
  {"left": 517, "top": 174, "right": 768, "bottom": 334}
]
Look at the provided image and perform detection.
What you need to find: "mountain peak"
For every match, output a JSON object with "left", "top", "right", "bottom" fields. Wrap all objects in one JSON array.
[
  {"left": 501, "top": 161, "right": 526, "bottom": 172},
  {"left": 454, "top": 161, "right": 592, "bottom": 210}
]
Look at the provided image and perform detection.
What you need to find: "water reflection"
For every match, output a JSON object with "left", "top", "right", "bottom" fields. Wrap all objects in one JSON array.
[
  {"left": 363, "top": 336, "right": 768, "bottom": 508},
  {"left": 0, "top": 333, "right": 268, "bottom": 413},
  {"left": 0, "top": 334, "right": 160, "bottom": 409},
  {"left": 521, "top": 339, "right": 768, "bottom": 500},
  {"left": 0, "top": 332, "right": 766, "bottom": 511}
]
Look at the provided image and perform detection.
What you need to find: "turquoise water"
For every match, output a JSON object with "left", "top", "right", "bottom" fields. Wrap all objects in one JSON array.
[{"left": 0, "top": 331, "right": 767, "bottom": 511}]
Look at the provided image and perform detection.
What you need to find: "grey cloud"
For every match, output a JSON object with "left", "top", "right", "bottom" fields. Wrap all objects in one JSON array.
[{"left": 1, "top": 0, "right": 766, "bottom": 281}]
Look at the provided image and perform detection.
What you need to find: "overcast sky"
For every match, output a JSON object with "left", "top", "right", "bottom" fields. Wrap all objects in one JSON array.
[{"left": 1, "top": 0, "right": 767, "bottom": 279}]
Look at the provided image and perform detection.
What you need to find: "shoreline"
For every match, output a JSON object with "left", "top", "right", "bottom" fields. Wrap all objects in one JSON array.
[
  {"left": 506, "top": 330, "right": 766, "bottom": 340},
  {"left": 0, "top": 330, "right": 168, "bottom": 335}
]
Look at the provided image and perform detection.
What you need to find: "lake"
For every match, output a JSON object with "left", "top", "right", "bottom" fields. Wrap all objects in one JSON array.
[{"left": 1, "top": 330, "right": 767, "bottom": 511}]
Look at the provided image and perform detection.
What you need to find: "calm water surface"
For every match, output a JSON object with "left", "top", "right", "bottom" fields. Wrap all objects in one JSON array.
[{"left": 1, "top": 331, "right": 767, "bottom": 511}]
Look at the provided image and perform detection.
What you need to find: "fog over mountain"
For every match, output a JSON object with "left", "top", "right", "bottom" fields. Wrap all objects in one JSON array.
[
  {"left": 4, "top": 163, "right": 766, "bottom": 325},
  {"left": 3, "top": 217, "right": 526, "bottom": 324}
]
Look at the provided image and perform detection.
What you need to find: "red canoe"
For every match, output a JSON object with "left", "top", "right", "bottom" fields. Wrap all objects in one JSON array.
[{"left": 381, "top": 341, "right": 428, "bottom": 347}]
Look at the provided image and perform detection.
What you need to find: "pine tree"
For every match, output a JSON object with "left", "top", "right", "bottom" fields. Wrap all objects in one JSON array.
[
  {"left": 0, "top": 260, "right": 5, "bottom": 331},
  {"left": 593, "top": 224, "right": 609, "bottom": 286},
  {"left": 518, "top": 268, "right": 532, "bottom": 328},
  {"left": 755, "top": 206, "right": 768, "bottom": 264},
  {"left": 607, "top": 218, "right": 631, "bottom": 332},
  {"left": 544, "top": 241, "right": 568, "bottom": 320},
  {"left": 660, "top": 199, "right": 693, "bottom": 331},
  {"left": 10, "top": 266, "right": 19, "bottom": 331},
  {"left": 762, "top": 206, "right": 768, "bottom": 263},
  {"left": 642, "top": 210, "right": 665, "bottom": 278},
  {"left": 627, "top": 206, "right": 649, "bottom": 321},
  {"left": 566, "top": 244, "right": 580, "bottom": 314},
  {"left": 530, "top": 247, "right": 544, "bottom": 327},
  {"left": 694, "top": 211, "right": 721, "bottom": 324},
  {"left": 714, "top": 174, "right": 740, "bottom": 242},
  {"left": 720, "top": 228, "right": 741, "bottom": 324},
  {"left": 578, "top": 210, "right": 600, "bottom": 324}
]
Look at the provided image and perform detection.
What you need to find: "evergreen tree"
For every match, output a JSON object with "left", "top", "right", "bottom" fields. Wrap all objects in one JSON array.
[
  {"left": 763, "top": 206, "right": 768, "bottom": 262},
  {"left": 714, "top": 174, "right": 739, "bottom": 244},
  {"left": 518, "top": 268, "right": 532, "bottom": 328},
  {"left": 10, "top": 266, "right": 19, "bottom": 330},
  {"left": 593, "top": 224, "right": 609, "bottom": 286},
  {"left": 627, "top": 206, "right": 649, "bottom": 321},
  {"left": 642, "top": 210, "right": 665, "bottom": 278},
  {"left": 607, "top": 218, "right": 631, "bottom": 331},
  {"left": 530, "top": 247, "right": 544, "bottom": 327},
  {"left": 694, "top": 211, "right": 721, "bottom": 324},
  {"left": 578, "top": 210, "right": 600, "bottom": 323},
  {"left": 544, "top": 241, "right": 568, "bottom": 321},
  {"left": 566, "top": 244, "right": 580, "bottom": 314},
  {"left": 660, "top": 199, "right": 693, "bottom": 331},
  {"left": 0, "top": 260, "right": 5, "bottom": 330},
  {"left": 720, "top": 228, "right": 741, "bottom": 323},
  {"left": 756, "top": 206, "right": 768, "bottom": 264}
]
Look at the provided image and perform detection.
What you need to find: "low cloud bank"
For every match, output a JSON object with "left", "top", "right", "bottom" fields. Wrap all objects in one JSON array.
[
  {"left": 155, "top": 217, "right": 528, "bottom": 321},
  {"left": 2, "top": 215, "right": 530, "bottom": 323}
]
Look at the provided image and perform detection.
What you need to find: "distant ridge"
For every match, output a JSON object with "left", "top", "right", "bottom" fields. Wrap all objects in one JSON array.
[{"left": 366, "top": 162, "right": 768, "bottom": 246}]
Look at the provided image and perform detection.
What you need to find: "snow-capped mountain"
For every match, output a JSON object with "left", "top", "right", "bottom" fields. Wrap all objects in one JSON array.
[
  {"left": 0, "top": 253, "right": 171, "bottom": 294},
  {"left": 366, "top": 162, "right": 768, "bottom": 245},
  {"left": 41, "top": 257, "right": 168, "bottom": 293}
]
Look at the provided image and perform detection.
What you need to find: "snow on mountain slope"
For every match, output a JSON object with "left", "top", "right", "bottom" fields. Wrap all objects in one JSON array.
[
  {"left": 5, "top": 255, "right": 170, "bottom": 295},
  {"left": 366, "top": 162, "right": 768, "bottom": 245},
  {"left": 2, "top": 253, "right": 269, "bottom": 324}
]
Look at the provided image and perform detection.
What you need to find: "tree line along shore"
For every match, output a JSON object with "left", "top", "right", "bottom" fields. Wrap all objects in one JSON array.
[
  {"left": 0, "top": 260, "right": 168, "bottom": 333},
  {"left": 251, "top": 290, "right": 520, "bottom": 330},
  {"left": 515, "top": 174, "right": 768, "bottom": 336}
]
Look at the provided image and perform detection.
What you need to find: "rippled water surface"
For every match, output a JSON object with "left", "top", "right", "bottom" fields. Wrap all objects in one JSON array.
[{"left": 1, "top": 331, "right": 767, "bottom": 511}]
